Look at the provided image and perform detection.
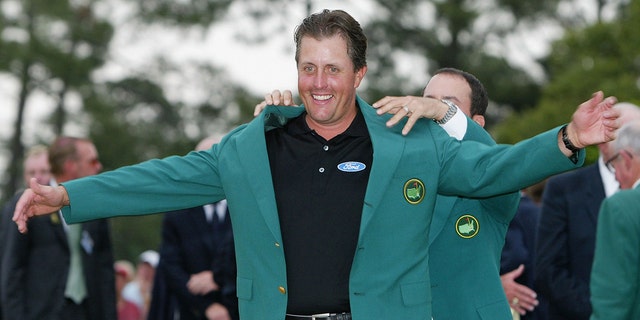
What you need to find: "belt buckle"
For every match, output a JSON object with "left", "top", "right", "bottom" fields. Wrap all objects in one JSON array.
[{"left": 311, "top": 313, "right": 331, "bottom": 320}]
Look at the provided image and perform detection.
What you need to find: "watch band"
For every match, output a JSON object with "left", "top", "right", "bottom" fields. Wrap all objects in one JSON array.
[
  {"left": 561, "top": 124, "right": 580, "bottom": 164},
  {"left": 561, "top": 124, "right": 580, "bottom": 152},
  {"left": 434, "top": 99, "right": 458, "bottom": 125}
]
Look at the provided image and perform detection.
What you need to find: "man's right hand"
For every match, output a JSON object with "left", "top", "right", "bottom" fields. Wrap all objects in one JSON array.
[
  {"left": 501, "top": 264, "right": 538, "bottom": 316},
  {"left": 253, "top": 89, "right": 297, "bottom": 116},
  {"left": 13, "top": 177, "right": 68, "bottom": 233},
  {"left": 205, "top": 302, "right": 231, "bottom": 320},
  {"left": 372, "top": 96, "right": 451, "bottom": 135},
  {"left": 187, "top": 270, "right": 219, "bottom": 295}
]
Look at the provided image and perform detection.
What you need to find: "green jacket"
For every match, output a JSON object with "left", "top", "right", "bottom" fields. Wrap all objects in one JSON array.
[
  {"left": 62, "top": 96, "right": 583, "bottom": 320},
  {"left": 590, "top": 184, "right": 640, "bottom": 320},
  {"left": 429, "top": 119, "right": 521, "bottom": 320}
]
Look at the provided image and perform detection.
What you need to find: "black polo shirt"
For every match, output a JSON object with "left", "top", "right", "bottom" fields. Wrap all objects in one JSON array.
[{"left": 266, "top": 108, "right": 373, "bottom": 314}]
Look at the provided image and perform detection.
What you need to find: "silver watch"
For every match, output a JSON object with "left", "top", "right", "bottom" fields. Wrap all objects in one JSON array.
[{"left": 434, "top": 99, "right": 458, "bottom": 124}]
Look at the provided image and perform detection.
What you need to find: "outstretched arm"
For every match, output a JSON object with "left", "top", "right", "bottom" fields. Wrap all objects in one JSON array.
[
  {"left": 373, "top": 91, "right": 619, "bottom": 153},
  {"left": 12, "top": 178, "right": 69, "bottom": 233}
]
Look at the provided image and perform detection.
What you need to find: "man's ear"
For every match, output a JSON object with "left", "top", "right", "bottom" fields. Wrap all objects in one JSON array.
[
  {"left": 354, "top": 66, "right": 367, "bottom": 88},
  {"left": 472, "top": 115, "right": 485, "bottom": 128},
  {"left": 621, "top": 150, "right": 635, "bottom": 171}
]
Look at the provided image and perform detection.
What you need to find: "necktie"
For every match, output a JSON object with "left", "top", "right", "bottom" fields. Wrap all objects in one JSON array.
[
  {"left": 65, "top": 223, "right": 87, "bottom": 303},
  {"left": 214, "top": 201, "right": 227, "bottom": 224},
  {"left": 211, "top": 202, "right": 228, "bottom": 246},
  {"left": 203, "top": 204, "right": 215, "bottom": 224}
]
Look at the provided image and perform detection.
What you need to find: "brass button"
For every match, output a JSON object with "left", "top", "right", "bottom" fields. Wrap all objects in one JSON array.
[
  {"left": 275, "top": 242, "right": 281, "bottom": 247},
  {"left": 278, "top": 286, "right": 286, "bottom": 294}
]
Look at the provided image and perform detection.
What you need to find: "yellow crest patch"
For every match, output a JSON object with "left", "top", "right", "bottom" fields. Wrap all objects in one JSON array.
[
  {"left": 403, "top": 178, "right": 425, "bottom": 204},
  {"left": 455, "top": 214, "right": 479, "bottom": 238}
]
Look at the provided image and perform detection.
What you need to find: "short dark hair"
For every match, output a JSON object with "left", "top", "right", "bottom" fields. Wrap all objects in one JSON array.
[
  {"left": 48, "top": 136, "right": 89, "bottom": 176},
  {"left": 294, "top": 9, "right": 367, "bottom": 72},
  {"left": 433, "top": 68, "right": 488, "bottom": 117}
]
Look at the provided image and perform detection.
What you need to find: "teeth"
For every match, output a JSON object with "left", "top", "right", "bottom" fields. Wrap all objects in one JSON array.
[{"left": 313, "top": 94, "right": 332, "bottom": 101}]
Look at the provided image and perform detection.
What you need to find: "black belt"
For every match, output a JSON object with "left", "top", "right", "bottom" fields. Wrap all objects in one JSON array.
[{"left": 285, "top": 312, "right": 351, "bottom": 320}]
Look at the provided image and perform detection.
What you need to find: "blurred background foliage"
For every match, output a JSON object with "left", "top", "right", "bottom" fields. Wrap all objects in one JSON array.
[{"left": 1, "top": 0, "right": 638, "bottom": 262}]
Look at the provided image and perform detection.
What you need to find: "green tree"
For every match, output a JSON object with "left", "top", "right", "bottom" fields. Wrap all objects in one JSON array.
[
  {"left": 0, "top": 0, "right": 259, "bottom": 261},
  {"left": 0, "top": 0, "right": 113, "bottom": 201},
  {"left": 131, "top": 0, "right": 233, "bottom": 25},
  {"left": 79, "top": 59, "right": 259, "bottom": 258},
  {"left": 362, "top": 0, "right": 563, "bottom": 124},
  {"left": 493, "top": 0, "right": 638, "bottom": 164}
]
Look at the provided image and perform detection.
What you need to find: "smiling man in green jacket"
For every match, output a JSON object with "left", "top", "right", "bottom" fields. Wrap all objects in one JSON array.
[{"left": 12, "top": 9, "right": 619, "bottom": 320}]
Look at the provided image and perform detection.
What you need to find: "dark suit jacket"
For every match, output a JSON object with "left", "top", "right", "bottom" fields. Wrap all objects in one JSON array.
[
  {"left": 151, "top": 204, "right": 237, "bottom": 320},
  {"left": 0, "top": 191, "right": 116, "bottom": 320},
  {"left": 535, "top": 164, "right": 605, "bottom": 320},
  {"left": 0, "top": 192, "right": 23, "bottom": 320},
  {"left": 502, "top": 195, "right": 539, "bottom": 293},
  {"left": 501, "top": 194, "right": 542, "bottom": 320}
]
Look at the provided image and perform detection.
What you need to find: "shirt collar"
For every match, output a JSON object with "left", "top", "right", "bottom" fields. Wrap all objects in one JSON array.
[
  {"left": 598, "top": 155, "right": 619, "bottom": 197},
  {"left": 288, "top": 102, "right": 369, "bottom": 139}
]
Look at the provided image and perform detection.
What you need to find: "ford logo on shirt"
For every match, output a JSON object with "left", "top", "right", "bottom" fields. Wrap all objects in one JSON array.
[{"left": 337, "top": 161, "right": 366, "bottom": 172}]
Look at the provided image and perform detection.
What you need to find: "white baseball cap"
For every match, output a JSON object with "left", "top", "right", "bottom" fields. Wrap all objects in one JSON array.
[{"left": 139, "top": 250, "right": 159, "bottom": 268}]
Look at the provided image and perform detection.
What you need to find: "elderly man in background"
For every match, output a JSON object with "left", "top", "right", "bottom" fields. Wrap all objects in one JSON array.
[
  {"left": 589, "top": 120, "right": 640, "bottom": 319},
  {"left": 536, "top": 102, "right": 640, "bottom": 320}
]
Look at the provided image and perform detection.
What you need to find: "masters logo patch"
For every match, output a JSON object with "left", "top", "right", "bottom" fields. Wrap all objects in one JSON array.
[
  {"left": 455, "top": 215, "right": 479, "bottom": 238},
  {"left": 403, "top": 178, "right": 425, "bottom": 204}
]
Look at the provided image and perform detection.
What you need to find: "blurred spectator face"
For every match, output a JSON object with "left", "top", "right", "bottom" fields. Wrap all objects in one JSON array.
[
  {"left": 23, "top": 151, "right": 51, "bottom": 185},
  {"left": 114, "top": 260, "right": 135, "bottom": 294},
  {"left": 115, "top": 266, "right": 129, "bottom": 292},
  {"left": 137, "top": 250, "right": 159, "bottom": 283},
  {"left": 137, "top": 262, "right": 155, "bottom": 284},
  {"left": 74, "top": 141, "right": 103, "bottom": 178}
]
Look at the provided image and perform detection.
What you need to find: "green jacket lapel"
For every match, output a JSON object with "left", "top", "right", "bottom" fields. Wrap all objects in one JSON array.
[
  {"left": 236, "top": 105, "right": 306, "bottom": 242},
  {"left": 358, "top": 96, "right": 405, "bottom": 239}
]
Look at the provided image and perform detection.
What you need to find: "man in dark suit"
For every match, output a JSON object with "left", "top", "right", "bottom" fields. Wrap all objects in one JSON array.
[
  {"left": 0, "top": 145, "right": 51, "bottom": 320},
  {"left": 501, "top": 181, "right": 546, "bottom": 320},
  {"left": 150, "top": 137, "right": 238, "bottom": 320},
  {"left": 1, "top": 137, "right": 116, "bottom": 320},
  {"left": 536, "top": 102, "right": 640, "bottom": 320},
  {"left": 590, "top": 120, "right": 640, "bottom": 319}
]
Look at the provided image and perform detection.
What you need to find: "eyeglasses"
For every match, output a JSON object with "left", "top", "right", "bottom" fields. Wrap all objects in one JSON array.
[
  {"left": 605, "top": 150, "right": 633, "bottom": 173},
  {"left": 605, "top": 153, "right": 620, "bottom": 173}
]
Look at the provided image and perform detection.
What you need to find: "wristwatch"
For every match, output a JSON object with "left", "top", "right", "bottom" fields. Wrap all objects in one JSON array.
[
  {"left": 561, "top": 124, "right": 580, "bottom": 163},
  {"left": 434, "top": 99, "right": 458, "bottom": 124},
  {"left": 560, "top": 124, "right": 580, "bottom": 153}
]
